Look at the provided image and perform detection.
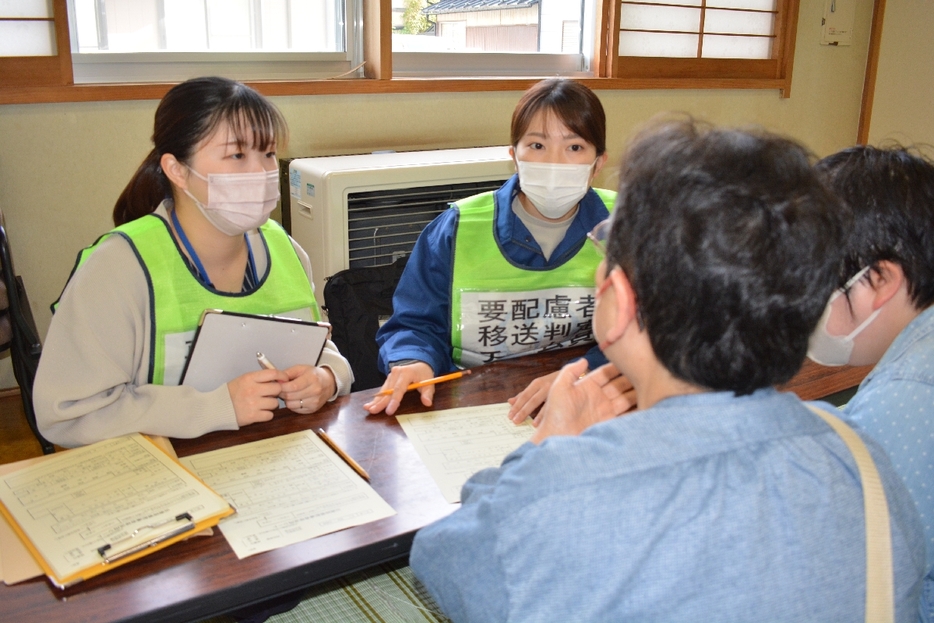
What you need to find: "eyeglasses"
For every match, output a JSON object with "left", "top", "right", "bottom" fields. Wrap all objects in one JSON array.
[
  {"left": 587, "top": 218, "right": 611, "bottom": 256},
  {"left": 838, "top": 266, "right": 872, "bottom": 297}
]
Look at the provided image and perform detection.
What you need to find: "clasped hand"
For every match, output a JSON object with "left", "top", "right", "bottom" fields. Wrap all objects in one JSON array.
[
  {"left": 228, "top": 365, "right": 336, "bottom": 426},
  {"left": 529, "top": 359, "right": 636, "bottom": 444}
]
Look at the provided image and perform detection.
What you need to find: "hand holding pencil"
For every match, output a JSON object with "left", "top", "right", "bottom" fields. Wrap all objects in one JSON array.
[
  {"left": 364, "top": 361, "right": 471, "bottom": 416},
  {"left": 374, "top": 370, "right": 470, "bottom": 396}
]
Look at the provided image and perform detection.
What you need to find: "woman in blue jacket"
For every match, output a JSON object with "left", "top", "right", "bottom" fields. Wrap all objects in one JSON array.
[{"left": 365, "top": 79, "right": 619, "bottom": 417}]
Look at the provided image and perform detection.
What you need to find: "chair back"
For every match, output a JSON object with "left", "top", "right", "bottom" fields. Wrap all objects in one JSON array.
[
  {"left": 0, "top": 276, "right": 12, "bottom": 351},
  {"left": 0, "top": 210, "right": 54, "bottom": 453}
]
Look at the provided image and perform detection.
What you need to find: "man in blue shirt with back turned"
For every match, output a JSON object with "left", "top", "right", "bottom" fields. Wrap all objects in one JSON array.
[{"left": 410, "top": 119, "right": 926, "bottom": 622}]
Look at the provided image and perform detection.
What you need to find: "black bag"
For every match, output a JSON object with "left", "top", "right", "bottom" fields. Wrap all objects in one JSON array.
[{"left": 323, "top": 256, "right": 408, "bottom": 392}]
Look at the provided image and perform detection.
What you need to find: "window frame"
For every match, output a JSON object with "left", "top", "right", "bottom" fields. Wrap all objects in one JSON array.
[
  {"left": 0, "top": 0, "right": 801, "bottom": 105},
  {"left": 607, "top": 1, "right": 800, "bottom": 95},
  {"left": 392, "top": 51, "right": 587, "bottom": 78},
  {"left": 70, "top": 51, "right": 358, "bottom": 85},
  {"left": 0, "top": 0, "right": 73, "bottom": 89}
]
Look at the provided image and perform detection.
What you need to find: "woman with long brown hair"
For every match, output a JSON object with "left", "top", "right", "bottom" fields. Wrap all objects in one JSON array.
[{"left": 35, "top": 77, "right": 352, "bottom": 447}]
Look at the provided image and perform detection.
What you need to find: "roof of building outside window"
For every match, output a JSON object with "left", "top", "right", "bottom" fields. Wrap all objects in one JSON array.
[{"left": 422, "top": 0, "right": 539, "bottom": 16}]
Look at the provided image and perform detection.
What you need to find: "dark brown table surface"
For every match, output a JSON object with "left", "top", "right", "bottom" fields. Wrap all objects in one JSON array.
[{"left": 1, "top": 348, "right": 869, "bottom": 623}]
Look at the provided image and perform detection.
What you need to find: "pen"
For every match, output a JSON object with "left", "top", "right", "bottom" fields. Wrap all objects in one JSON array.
[
  {"left": 375, "top": 369, "right": 472, "bottom": 396},
  {"left": 316, "top": 428, "right": 370, "bottom": 481},
  {"left": 256, "top": 352, "right": 276, "bottom": 370}
]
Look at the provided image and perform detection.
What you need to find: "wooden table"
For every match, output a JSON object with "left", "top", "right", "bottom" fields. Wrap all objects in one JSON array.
[{"left": 0, "top": 349, "right": 869, "bottom": 623}]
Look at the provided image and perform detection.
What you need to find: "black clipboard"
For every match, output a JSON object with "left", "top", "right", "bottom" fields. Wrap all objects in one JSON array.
[{"left": 180, "top": 310, "right": 331, "bottom": 392}]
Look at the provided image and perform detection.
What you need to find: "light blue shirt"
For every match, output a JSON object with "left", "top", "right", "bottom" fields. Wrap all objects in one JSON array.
[
  {"left": 411, "top": 389, "right": 926, "bottom": 623},
  {"left": 844, "top": 304, "right": 934, "bottom": 622}
]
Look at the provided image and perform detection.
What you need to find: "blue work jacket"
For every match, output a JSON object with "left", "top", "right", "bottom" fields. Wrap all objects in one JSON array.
[{"left": 376, "top": 174, "right": 611, "bottom": 375}]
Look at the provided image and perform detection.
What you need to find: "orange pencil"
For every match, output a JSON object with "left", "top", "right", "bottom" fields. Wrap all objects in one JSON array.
[
  {"left": 316, "top": 428, "right": 370, "bottom": 481},
  {"left": 376, "top": 369, "right": 472, "bottom": 396}
]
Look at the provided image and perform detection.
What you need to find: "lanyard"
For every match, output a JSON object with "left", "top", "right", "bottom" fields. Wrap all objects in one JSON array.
[{"left": 170, "top": 209, "right": 258, "bottom": 290}]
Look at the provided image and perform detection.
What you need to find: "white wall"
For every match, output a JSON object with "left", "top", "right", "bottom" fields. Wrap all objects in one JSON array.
[{"left": 866, "top": 1, "right": 934, "bottom": 148}]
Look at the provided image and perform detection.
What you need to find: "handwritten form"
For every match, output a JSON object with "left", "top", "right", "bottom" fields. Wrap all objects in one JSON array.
[
  {"left": 0, "top": 434, "right": 231, "bottom": 585},
  {"left": 180, "top": 431, "right": 395, "bottom": 559},
  {"left": 397, "top": 403, "right": 534, "bottom": 503}
]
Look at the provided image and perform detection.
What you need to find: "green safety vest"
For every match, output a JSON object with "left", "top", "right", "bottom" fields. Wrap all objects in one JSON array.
[
  {"left": 450, "top": 189, "right": 615, "bottom": 367},
  {"left": 62, "top": 214, "right": 320, "bottom": 385}
]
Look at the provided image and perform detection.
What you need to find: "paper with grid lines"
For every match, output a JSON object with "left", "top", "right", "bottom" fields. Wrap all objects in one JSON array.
[
  {"left": 181, "top": 430, "right": 394, "bottom": 558},
  {"left": 397, "top": 403, "right": 534, "bottom": 503}
]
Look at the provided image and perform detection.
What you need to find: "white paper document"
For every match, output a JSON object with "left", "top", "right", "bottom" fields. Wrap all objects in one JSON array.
[
  {"left": 397, "top": 403, "right": 534, "bottom": 504},
  {"left": 181, "top": 431, "right": 395, "bottom": 559},
  {"left": 0, "top": 434, "right": 231, "bottom": 586}
]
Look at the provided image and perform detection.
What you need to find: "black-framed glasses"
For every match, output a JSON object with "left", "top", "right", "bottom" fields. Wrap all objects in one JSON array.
[{"left": 587, "top": 218, "right": 611, "bottom": 256}]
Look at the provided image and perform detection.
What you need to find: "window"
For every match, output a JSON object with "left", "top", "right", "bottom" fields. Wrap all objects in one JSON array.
[
  {"left": 73, "top": 0, "right": 343, "bottom": 53},
  {"left": 392, "top": 0, "right": 593, "bottom": 77},
  {"left": 0, "top": 0, "right": 800, "bottom": 102},
  {"left": 609, "top": 0, "right": 798, "bottom": 87},
  {"left": 0, "top": 0, "right": 73, "bottom": 88},
  {"left": 562, "top": 20, "right": 580, "bottom": 54},
  {"left": 1, "top": 0, "right": 56, "bottom": 56},
  {"left": 619, "top": 1, "right": 776, "bottom": 59},
  {"left": 68, "top": 0, "right": 357, "bottom": 83}
]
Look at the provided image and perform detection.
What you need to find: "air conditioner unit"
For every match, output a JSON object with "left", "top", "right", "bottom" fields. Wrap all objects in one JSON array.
[{"left": 286, "top": 146, "right": 515, "bottom": 305}]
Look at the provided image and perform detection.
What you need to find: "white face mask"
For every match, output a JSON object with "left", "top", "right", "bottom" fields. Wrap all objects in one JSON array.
[
  {"left": 184, "top": 168, "right": 280, "bottom": 236},
  {"left": 807, "top": 267, "right": 882, "bottom": 366},
  {"left": 517, "top": 160, "right": 594, "bottom": 219}
]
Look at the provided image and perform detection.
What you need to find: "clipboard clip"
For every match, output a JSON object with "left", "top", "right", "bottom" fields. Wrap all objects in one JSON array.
[{"left": 97, "top": 512, "right": 195, "bottom": 564}]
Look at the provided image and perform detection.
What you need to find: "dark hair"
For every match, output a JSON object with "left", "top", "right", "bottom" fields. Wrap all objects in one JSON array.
[
  {"left": 814, "top": 145, "right": 934, "bottom": 310},
  {"left": 605, "top": 117, "right": 848, "bottom": 394},
  {"left": 510, "top": 78, "right": 606, "bottom": 156},
  {"left": 113, "top": 76, "right": 288, "bottom": 226}
]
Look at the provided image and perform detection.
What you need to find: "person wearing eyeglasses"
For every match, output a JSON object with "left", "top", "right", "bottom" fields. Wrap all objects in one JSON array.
[
  {"left": 810, "top": 144, "right": 934, "bottom": 622},
  {"left": 366, "top": 78, "right": 621, "bottom": 417},
  {"left": 410, "top": 118, "right": 926, "bottom": 623}
]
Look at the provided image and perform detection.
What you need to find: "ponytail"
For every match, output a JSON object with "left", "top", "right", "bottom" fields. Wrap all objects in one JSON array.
[{"left": 112, "top": 149, "right": 170, "bottom": 227}]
